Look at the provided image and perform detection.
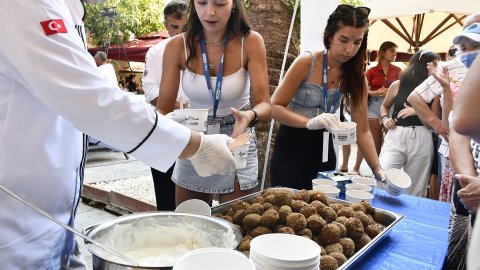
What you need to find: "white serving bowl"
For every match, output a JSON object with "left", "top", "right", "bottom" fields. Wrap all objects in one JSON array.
[
  {"left": 174, "top": 248, "right": 255, "bottom": 270},
  {"left": 311, "top": 178, "right": 337, "bottom": 188},
  {"left": 346, "top": 190, "right": 374, "bottom": 203},
  {"left": 385, "top": 168, "right": 412, "bottom": 196},
  {"left": 312, "top": 185, "right": 340, "bottom": 198},
  {"left": 351, "top": 176, "right": 376, "bottom": 191},
  {"left": 345, "top": 183, "right": 372, "bottom": 193}
]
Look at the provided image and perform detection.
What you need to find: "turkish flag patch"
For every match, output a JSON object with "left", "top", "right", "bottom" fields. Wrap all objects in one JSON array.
[{"left": 40, "top": 19, "right": 67, "bottom": 36}]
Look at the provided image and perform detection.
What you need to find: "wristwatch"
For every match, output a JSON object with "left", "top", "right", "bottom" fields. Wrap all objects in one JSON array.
[{"left": 248, "top": 109, "right": 259, "bottom": 128}]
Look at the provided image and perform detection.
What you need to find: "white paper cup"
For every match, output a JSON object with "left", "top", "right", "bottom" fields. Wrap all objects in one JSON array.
[
  {"left": 346, "top": 190, "right": 374, "bottom": 203},
  {"left": 311, "top": 178, "right": 337, "bottom": 189},
  {"left": 173, "top": 248, "right": 255, "bottom": 270},
  {"left": 312, "top": 185, "right": 340, "bottom": 198},
  {"left": 351, "top": 176, "right": 377, "bottom": 191},
  {"left": 231, "top": 142, "right": 250, "bottom": 169},
  {"left": 175, "top": 199, "right": 211, "bottom": 216},
  {"left": 345, "top": 183, "right": 373, "bottom": 193},
  {"left": 173, "top": 109, "right": 208, "bottom": 132},
  {"left": 385, "top": 168, "right": 412, "bottom": 196},
  {"left": 330, "top": 122, "right": 357, "bottom": 145}
]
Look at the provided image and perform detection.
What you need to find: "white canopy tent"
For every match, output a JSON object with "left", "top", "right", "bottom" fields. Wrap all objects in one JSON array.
[{"left": 365, "top": 0, "right": 480, "bottom": 55}]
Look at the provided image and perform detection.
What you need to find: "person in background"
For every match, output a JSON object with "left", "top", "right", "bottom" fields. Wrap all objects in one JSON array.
[
  {"left": 350, "top": 41, "right": 401, "bottom": 174},
  {"left": 126, "top": 74, "right": 137, "bottom": 93},
  {"left": 157, "top": 0, "right": 271, "bottom": 206},
  {"left": 94, "top": 51, "right": 118, "bottom": 87},
  {"left": 379, "top": 50, "right": 440, "bottom": 197},
  {"left": 270, "top": 4, "right": 386, "bottom": 190},
  {"left": 142, "top": 0, "right": 188, "bottom": 211},
  {"left": 0, "top": 1, "right": 237, "bottom": 268}
]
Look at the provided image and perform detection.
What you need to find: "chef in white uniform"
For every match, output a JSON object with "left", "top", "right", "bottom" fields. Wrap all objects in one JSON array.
[{"left": 0, "top": 0, "right": 236, "bottom": 269}]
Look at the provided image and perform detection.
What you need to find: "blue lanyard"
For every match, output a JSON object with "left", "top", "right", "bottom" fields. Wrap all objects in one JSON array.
[
  {"left": 199, "top": 32, "right": 229, "bottom": 118},
  {"left": 322, "top": 50, "right": 341, "bottom": 114}
]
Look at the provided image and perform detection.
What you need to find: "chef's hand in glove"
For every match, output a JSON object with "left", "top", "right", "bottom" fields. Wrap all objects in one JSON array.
[
  {"left": 187, "top": 133, "right": 236, "bottom": 177},
  {"left": 165, "top": 111, "right": 185, "bottom": 124},
  {"left": 306, "top": 113, "right": 340, "bottom": 131}
]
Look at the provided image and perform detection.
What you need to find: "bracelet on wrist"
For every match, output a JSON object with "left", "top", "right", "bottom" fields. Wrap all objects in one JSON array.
[{"left": 380, "top": 115, "right": 389, "bottom": 122}]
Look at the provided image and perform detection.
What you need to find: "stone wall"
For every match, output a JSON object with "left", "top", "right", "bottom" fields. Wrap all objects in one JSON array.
[{"left": 245, "top": 0, "right": 299, "bottom": 189}]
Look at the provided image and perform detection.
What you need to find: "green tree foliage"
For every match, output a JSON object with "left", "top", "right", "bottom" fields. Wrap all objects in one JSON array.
[{"left": 84, "top": 0, "right": 166, "bottom": 46}]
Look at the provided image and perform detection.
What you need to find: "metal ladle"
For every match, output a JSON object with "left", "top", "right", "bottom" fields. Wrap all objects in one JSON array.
[{"left": 0, "top": 184, "right": 139, "bottom": 266}]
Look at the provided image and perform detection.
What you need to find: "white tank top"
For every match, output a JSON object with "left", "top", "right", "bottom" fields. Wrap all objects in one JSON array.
[{"left": 181, "top": 33, "right": 250, "bottom": 116}]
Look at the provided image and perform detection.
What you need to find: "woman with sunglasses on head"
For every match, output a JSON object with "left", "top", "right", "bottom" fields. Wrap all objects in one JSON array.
[
  {"left": 157, "top": 0, "right": 271, "bottom": 206},
  {"left": 270, "top": 5, "right": 385, "bottom": 190},
  {"left": 379, "top": 50, "right": 440, "bottom": 197},
  {"left": 349, "top": 41, "right": 402, "bottom": 174}
]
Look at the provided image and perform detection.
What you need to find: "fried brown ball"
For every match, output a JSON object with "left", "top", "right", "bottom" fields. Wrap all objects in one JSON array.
[
  {"left": 366, "top": 214, "right": 376, "bottom": 225},
  {"left": 359, "top": 200, "right": 374, "bottom": 215},
  {"left": 262, "top": 202, "right": 275, "bottom": 212},
  {"left": 354, "top": 233, "right": 372, "bottom": 251},
  {"left": 263, "top": 194, "right": 276, "bottom": 205},
  {"left": 251, "top": 196, "right": 264, "bottom": 204},
  {"left": 293, "top": 189, "right": 311, "bottom": 203},
  {"left": 278, "top": 205, "right": 293, "bottom": 223},
  {"left": 351, "top": 202, "right": 366, "bottom": 213},
  {"left": 339, "top": 237, "right": 355, "bottom": 257},
  {"left": 237, "top": 236, "right": 252, "bottom": 252},
  {"left": 335, "top": 216, "right": 349, "bottom": 225},
  {"left": 286, "top": 213, "right": 307, "bottom": 231},
  {"left": 325, "top": 243, "right": 343, "bottom": 254},
  {"left": 300, "top": 204, "right": 317, "bottom": 218},
  {"left": 320, "top": 246, "right": 327, "bottom": 256},
  {"left": 219, "top": 215, "right": 233, "bottom": 223},
  {"left": 261, "top": 189, "right": 277, "bottom": 197},
  {"left": 245, "top": 203, "right": 265, "bottom": 216},
  {"left": 231, "top": 200, "right": 250, "bottom": 212},
  {"left": 212, "top": 213, "right": 223, "bottom": 218},
  {"left": 337, "top": 206, "right": 355, "bottom": 218},
  {"left": 235, "top": 224, "right": 245, "bottom": 236},
  {"left": 365, "top": 223, "right": 385, "bottom": 238},
  {"left": 243, "top": 213, "right": 262, "bottom": 231},
  {"left": 319, "top": 223, "right": 341, "bottom": 245},
  {"left": 345, "top": 217, "right": 364, "bottom": 239},
  {"left": 329, "top": 252, "right": 347, "bottom": 266},
  {"left": 319, "top": 206, "right": 337, "bottom": 223},
  {"left": 354, "top": 211, "right": 372, "bottom": 228},
  {"left": 277, "top": 226, "right": 295, "bottom": 234},
  {"left": 232, "top": 209, "right": 247, "bottom": 226},
  {"left": 296, "top": 228, "right": 313, "bottom": 239},
  {"left": 308, "top": 190, "right": 329, "bottom": 205},
  {"left": 274, "top": 190, "right": 293, "bottom": 206},
  {"left": 329, "top": 203, "right": 345, "bottom": 213},
  {"left": 226, "top": 207, "right": 236, "bottom": 217},
  {"left": 261, "top": 208, "right": 280, "bottom": 228},
  {"left": 307, "top": 214, "right": 327, "bottom": 233},
  {"left": 249, "top": 226, "right": 272, "bottom": 238},
  {"left": 290, "top": 199, "right": 308, "bottom": 212},
  {"left": 331, "top": 221, "right": 347, "bottom": 238},
  {"left": 310, "top": 200, "right": 328, "bottom": 213},
  {"left": 320, "top": 255, "right": 339, "bottom": 270}
]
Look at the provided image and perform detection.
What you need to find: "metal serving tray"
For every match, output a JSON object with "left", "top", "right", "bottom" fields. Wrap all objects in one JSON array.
[{"left": 211, "top": 188, "right": 403, "bottom": 270}]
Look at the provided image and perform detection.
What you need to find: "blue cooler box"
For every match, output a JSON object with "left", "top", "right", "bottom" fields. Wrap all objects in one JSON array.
[{"left": 317, "top": 171, "right": 352, "bottom": 199}]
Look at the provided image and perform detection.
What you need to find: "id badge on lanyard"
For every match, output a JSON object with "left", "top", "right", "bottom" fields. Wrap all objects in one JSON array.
[
  {"left": 200, "top": 32, "right": 229, "bottom": 134},
  {"left": 322, "top": 50, "right": 341, "bottom": 162}
]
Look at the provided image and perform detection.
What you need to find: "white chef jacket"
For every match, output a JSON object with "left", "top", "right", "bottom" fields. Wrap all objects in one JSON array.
[
  {"left": 0, "top": 1, "right": 190, "bottom": 269},
  {"left": 142, "top": 38, "right": 186, "bottom": 104},
  {"left": 97, "top": 63, "right": 118, "bottom": 87}
]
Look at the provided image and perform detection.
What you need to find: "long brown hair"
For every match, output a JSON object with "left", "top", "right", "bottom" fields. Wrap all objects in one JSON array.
[
  {"left": 182, "top": 0, "right": 251, "bottom": 70},
  {"left": 323, "top": 5, "right": 370, "bottom": 108}
]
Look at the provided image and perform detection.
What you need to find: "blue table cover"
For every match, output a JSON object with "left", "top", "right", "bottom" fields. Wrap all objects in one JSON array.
[{"left": 351, "top": 189, "right": 450, "bottom": 270}]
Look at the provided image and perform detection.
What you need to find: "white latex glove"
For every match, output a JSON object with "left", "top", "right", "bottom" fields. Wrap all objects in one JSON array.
[
  {"left": 306, "top": 113, "right": 340, "bottom": 130},
  {"left": 165, "top": 111, "right": 185, "bottom": 124},
  {"left": 187, "top": 133, "right": 236, "bottom": 177}
]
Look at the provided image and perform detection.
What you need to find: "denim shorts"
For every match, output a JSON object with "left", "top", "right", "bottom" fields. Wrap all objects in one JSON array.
[
  {"left": 367, "top": 96, "right": 384, "bottom": 119},
  {"left": 172, "top": 114, "right": 259, "bottom": 194}
]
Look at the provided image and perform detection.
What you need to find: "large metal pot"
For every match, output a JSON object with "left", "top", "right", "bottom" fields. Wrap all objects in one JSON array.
[{"left": 83, "top": 212, "right": 242, "bottom": 270}]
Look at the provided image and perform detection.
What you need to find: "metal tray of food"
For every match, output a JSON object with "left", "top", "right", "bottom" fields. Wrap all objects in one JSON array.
[{"left": 211, "top": 187, "right": 403, "bottom": 270}]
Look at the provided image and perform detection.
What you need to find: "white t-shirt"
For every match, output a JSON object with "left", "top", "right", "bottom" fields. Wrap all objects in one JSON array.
[
  {"left": 0, "top": 1, "right": 190, "bottom": 268},
  {"left": 142, "top": 38, "right": 186, "bottom": 103},
  {"left": 98, "top": 63, "right": 118, "bottom": 87}
]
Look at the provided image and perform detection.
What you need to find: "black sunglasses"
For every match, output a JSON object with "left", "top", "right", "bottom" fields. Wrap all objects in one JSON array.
[{"left": 335, "top": 4, "right": 371, "bottom": 18}]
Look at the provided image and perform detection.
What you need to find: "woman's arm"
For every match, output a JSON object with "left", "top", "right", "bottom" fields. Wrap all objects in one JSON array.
[
  {"left": 270, "top": 52, "right": 313, "bottom": 128},
  {"left": 231, "top": 31, "right": 271, "bottom": 137},
  {"left": 352, "top": 78, "right": 385, "bottom": 180},
  {"left": 156, "top": 36, "right": 184, "bottom": 115},
  {"left": 380, "top": 80, "right": 399, "bottom": 130}
]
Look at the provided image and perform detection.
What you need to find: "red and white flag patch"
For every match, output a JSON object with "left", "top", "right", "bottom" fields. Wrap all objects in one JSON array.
[{"left": 40, "top": 19, "right": 67, "bottom": 36}]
